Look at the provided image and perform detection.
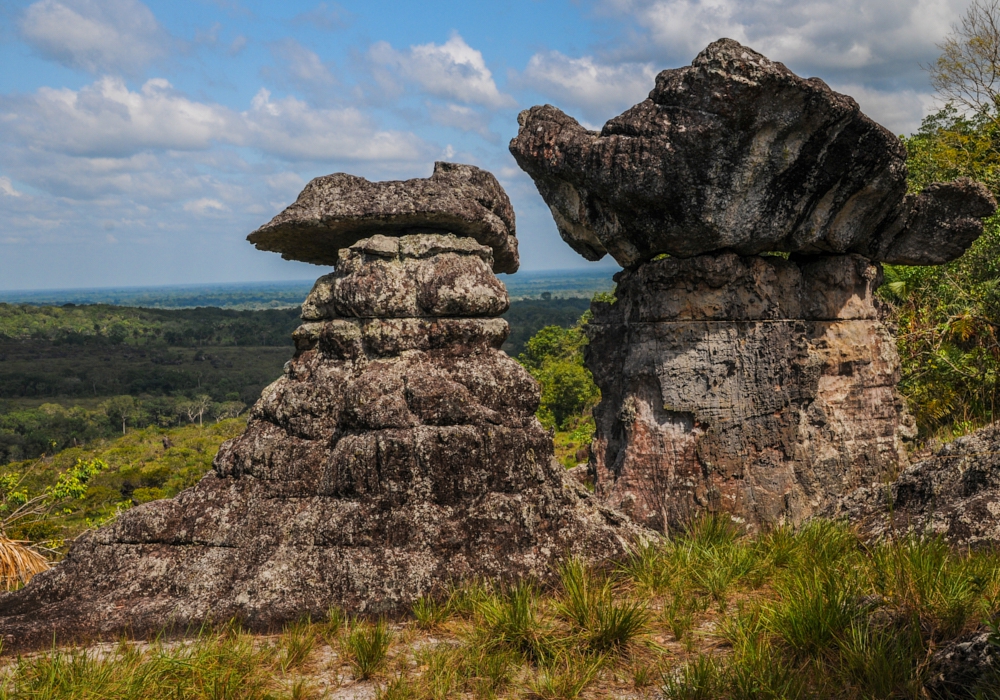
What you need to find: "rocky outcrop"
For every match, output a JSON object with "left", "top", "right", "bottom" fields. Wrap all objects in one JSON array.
[
  {"left": 0, "top": 196, "right": 638, "bottom": 653},
  {"left": 829, "top": 424, "right": 1000, "bottom": 548},
  {"left": 248, "top": 161, "right": 520, "bottom": 274},
  {"left": 508, "top": 38, "right": 996, "bottom": 530},
  {"left": 586, "top": 252, "right": 913, "bottom": 529},
  {"left": 509, "top": 39, "right": 995, "bottom": 269},
  {"left": 927, "top": 629, "right": 1000, "bottom": 698}
]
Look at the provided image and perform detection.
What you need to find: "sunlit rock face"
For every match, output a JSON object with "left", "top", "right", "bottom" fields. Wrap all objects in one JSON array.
[
  {"left": 509, "top": 39, "right": 995, "bottom": 269},
  {"left": 0, "top": 182, "right": 641, "bottom": 655},
  {"left": 508, "top": 38, "right": 997, "bottom": 531},
  {"left": 586, "top": 253, "right": 913, "bottom": 530}
]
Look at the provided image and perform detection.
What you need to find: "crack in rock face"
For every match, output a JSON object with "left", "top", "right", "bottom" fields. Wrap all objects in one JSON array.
[
  {"left": 509, "top": 38, "right": 996, "bottom": 269},
  {"left": 0, "top": 185, "right": 643, "bottom": 655}
]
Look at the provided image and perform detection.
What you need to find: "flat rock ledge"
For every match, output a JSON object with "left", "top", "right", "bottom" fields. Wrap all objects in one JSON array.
[
  {"left": 248, "top": 162, "right": 520, "bottom": 274},
  {"left": 0, "top": 234, "right": 641, "bottom": 654},
  {"left": 509, "top": 39, "right": 995, "bottom": 268}
]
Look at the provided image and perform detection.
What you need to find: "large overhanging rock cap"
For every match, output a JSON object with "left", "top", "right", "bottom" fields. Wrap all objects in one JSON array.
[
  {"left": 509, "top": 38, "right": 996, "bottom": 268},
  {"left": 248, "top": 161, "right": 520, "bottom": 274}
]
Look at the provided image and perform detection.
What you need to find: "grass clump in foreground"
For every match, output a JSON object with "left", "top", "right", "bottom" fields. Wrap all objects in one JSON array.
[{"left": 3, "top": 516, "right": 1000, "bottom": 699}]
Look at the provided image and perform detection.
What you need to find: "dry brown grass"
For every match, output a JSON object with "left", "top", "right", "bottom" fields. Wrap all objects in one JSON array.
[{"left": 0, "top": 534, "right": 49, "bottom": 590}]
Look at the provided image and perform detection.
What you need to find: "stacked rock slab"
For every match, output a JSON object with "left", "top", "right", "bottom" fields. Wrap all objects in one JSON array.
[
  {"left": 510, "top": 39, "right": 996, "bottom": 530},
  {"left": 0, "top": 166, "right": 638, "bottom": 654}
]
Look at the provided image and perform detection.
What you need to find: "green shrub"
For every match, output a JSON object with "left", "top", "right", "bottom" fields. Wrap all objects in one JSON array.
[
  {"left": 557, "top": 557, "right": 648, "bottom": 653},
  {"left": 661, "top": 655, "right": 725, "bottom": 700},
  {"left": 344, "top": 619, "right": 393, "bottom": 680},
  {"left": 517, "top": 322, "right": 600, "bottom": 431},
  {"left": 475, "top": 582, "right": 554, "bottom": 663},
  {"left": 279, "top": 617, "right": 317, "bottom": 672},
  {"left": 412, "top": 594, "right": 449, "bottom": 630},
  {"left": 527, "top": 651, "right": 603, "bottom": 700}
]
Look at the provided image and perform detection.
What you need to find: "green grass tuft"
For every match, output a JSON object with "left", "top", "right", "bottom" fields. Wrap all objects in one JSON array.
[{"left": 344, "top": 618, "right": 393, "bottom": 680}]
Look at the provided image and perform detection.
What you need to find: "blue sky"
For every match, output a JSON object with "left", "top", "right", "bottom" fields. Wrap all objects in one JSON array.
[{"left": 0, "top": 0, "right": 975, "bottom": 290}]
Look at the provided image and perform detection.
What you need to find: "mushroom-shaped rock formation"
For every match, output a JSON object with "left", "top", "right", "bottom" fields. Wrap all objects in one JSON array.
[
  {"left": 508, "top": 39, "right": 995, "bottom": 531},
  {"left": 248, "top": 161, "right": 520, "bottom": 274},
  {"left": 0, "top": 184, "right": 640, "bottom": 654},
  {"left": 509, "top": 39, "right": 995, "bottom": 269}
]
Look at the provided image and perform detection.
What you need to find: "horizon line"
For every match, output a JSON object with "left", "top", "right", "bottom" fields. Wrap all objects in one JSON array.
[{"left": 0, "top": 267, "right": 620, "bottom": 297}]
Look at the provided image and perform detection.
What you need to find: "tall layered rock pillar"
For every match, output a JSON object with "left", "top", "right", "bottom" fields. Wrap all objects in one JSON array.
[{"left": 510, "top": 39, "right": 997, "bottom": 529}]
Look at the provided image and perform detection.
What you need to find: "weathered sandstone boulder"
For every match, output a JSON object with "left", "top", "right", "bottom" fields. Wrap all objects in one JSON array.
[
  {"left": 509, "top": 39, "right": 995, "bottom": 269},
  {"left": 248, "top": 161, "right": 520, "bottom": 274},
  {"left": 0, "top": 235, "right": 638, "bottom": 653},
  {"left": 829, "top": 423, "right": 1000, "bottom": 548},
  {"left": 586, "top": 252, "right": 913, "bottom": 529}
]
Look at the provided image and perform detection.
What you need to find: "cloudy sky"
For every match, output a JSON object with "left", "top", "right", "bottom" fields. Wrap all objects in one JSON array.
[{"left": 0, "top": 0, "right": 975, "bottom": 290}]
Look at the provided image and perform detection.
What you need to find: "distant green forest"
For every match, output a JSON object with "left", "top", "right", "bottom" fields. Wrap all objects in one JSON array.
[
  {"left": 0, "top": 297, "right": 592, "bottom": 465},
  {"left": 0, "top": 269, "right": 616, "bottom": 309},
  {"left": 0, "top": 304, "right": 301, "bottom": 346}
]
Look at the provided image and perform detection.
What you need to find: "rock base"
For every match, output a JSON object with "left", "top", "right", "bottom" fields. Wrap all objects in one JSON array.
[{"left": 829, "top": 423, "right": 1000, "bottom": 548}]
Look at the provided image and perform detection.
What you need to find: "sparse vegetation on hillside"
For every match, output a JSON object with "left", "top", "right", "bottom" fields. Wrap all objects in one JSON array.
[
  {"left": 0, "top": 419, "right": 244, "bottom": 550},
  {"left": 2, "top": 517, "right": 998, "bottom": 699}
]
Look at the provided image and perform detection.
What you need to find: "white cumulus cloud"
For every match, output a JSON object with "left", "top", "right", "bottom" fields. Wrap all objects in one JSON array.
[
  {"left": 242, "top": 88, "right": 427, "bottom": 162},
  {"left": 600, "top": 0, "right": 967, "bottom": 89},
  {"left": 20, "top": 0, "right": 168, "bottom": 75},
  {"left": 183, "top": 198, "right": 228, "bottom": 215},
  {"left": 0, "top": 78, "right": 428, "bottom": 164},
  {"left": 2, "top": 77, "right": 232, "bottom": 158},
  {"left": 519, "top": 52, "right": 658, "bottom": 124},
  {"left": 369, "top": 33, "right": 515, "bottom": 109},
  {"left": 0, "top": 177, "right": 24, "bottom": 198}
]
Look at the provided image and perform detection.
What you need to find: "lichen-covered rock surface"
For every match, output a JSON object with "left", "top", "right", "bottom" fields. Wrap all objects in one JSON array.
[
  {"left": 828, "top": 423, "right": 1000, "bottom": 548},
  {"left": 509, "top": 39, "right": 995, "bottom": 268},
  {"left": 586, "top": 252, "right": 914, "bottom": 530},
  {"left": 0, "top": 233, "right": 639, "bottom": 654},
  {"left": 248, "top": 162, "right": 520, "bottom": 274}
]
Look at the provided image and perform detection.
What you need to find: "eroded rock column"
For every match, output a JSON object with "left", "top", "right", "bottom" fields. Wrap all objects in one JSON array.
[
  {"left": 509, "top": 39, "right": 996, "bottom": 530},
  {"left": 586, "top": 253, "right": 913, "bottom": 528}
]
